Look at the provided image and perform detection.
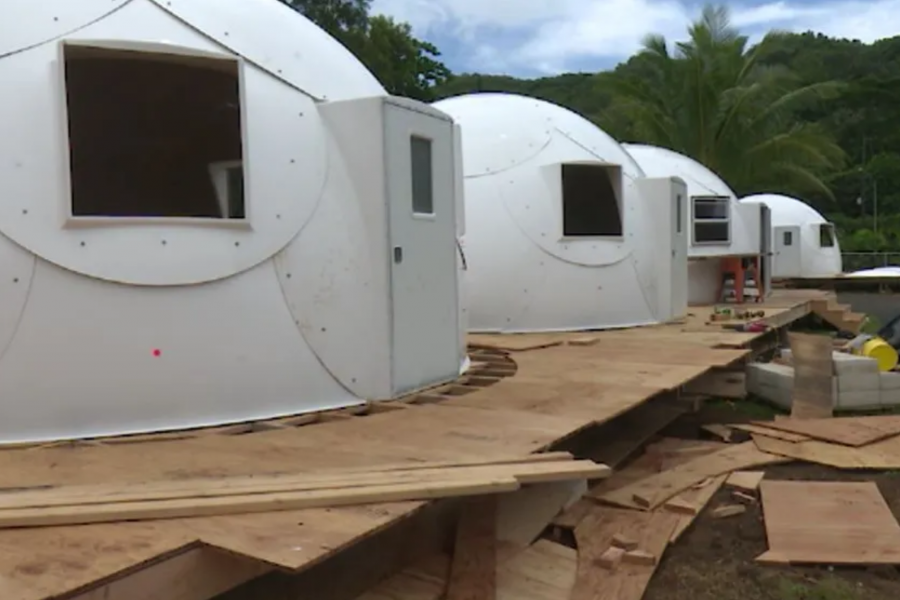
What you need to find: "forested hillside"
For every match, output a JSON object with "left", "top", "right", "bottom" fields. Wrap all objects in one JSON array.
[{"left": 281, "top": 1, "right": 900, "bottom": 256}]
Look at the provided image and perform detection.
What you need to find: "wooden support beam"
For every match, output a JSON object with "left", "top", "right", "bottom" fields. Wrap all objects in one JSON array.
[
  {"left": 66, "top": 547, "right": 271, "bottom": 600},
  {"left": 446, "top": 495, "right": 497, "bottom": 600}
]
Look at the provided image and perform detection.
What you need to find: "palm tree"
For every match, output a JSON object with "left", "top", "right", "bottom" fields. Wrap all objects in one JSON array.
[{"left": 598, "top": 4, "right": 846, "bottom": 200}]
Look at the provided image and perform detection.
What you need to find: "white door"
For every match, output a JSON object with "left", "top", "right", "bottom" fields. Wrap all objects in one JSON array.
[
  {"left": 670, "top": 183, "right": 689, "bottom": 315},
  {"left": 759, "top": 204, "right": 773, "bottom": 295},
  {"left": 773, "top": 225, "right": 802, "bottom": 278},
  {"left": 384, "top": 100, "right": 460, "bottom": 395}
]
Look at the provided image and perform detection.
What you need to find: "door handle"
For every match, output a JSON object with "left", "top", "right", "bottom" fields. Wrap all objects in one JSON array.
[{"left": 393, "top": 246, "right": 403, "bottom": 264}]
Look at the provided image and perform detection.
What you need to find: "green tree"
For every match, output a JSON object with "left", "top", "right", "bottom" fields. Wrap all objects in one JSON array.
[
  {"left": 597, "top": 4, "right": 847, "bottom": 200},
  {"left": 278, "top": 0, "right": 450, "bottom": 100}
]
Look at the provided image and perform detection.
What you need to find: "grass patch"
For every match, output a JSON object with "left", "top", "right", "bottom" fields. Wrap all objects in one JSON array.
[
  {"left": 861, "top": 314, "right": 882, "bottom": 335},
  {"left": 775, "top": 576, "right": 868, "bottom": 600},
  {"left": 706, "top": 397, "right": 784, "bottom": 420}
]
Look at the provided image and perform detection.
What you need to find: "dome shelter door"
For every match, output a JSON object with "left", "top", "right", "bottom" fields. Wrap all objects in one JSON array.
[{"left": 383, "top": 99, "right": 460, "bottom": 395}]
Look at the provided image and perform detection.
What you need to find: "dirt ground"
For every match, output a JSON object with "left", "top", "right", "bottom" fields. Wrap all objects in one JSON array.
[{"left": 643, "top": 403, "right": 900, "bottom": 600}]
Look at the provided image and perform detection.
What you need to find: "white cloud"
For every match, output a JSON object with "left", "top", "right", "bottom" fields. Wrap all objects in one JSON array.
[{"left": 370, "top": 0, "right": 900, "bottom": 75}]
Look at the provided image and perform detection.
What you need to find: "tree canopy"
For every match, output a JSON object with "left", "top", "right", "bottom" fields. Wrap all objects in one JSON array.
[
  {"left": 289, "top": 0, "right": 900, "bottom": 258},
  {"left": 278, "top": 0, "right": 450, "bottom": 99}
]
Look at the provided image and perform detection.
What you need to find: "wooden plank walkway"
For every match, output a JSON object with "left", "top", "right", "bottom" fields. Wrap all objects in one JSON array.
[{"left": 0, "top": 292, "right": 822, "bottom": 600}]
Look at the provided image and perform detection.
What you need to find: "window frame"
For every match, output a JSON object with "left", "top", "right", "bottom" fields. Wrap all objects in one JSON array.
[
  {"left": 409, "top": 134, "right": 435, "bottom": 218},
  {"left": 691, "top": 195, "right": 731, "bottom": 246},
  {"left": 58, "top": 39, "right": 251, "bottom": 229},
  {"left": 559, "top": 162, "right": 624, "bottom": 239},
  {"left": 819, "top": 223, "right": 836, "bottom": 248}
]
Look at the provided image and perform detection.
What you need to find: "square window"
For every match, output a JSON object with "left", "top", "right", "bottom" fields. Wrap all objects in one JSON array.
[
  {"left": 63, "top": 43, "right": 245, "bottom": 219},
  {"left": 561, "top": 164, "right": 623, "bottom": 237}
]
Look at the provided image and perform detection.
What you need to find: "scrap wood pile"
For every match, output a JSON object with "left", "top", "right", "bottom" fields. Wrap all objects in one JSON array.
[
  {"left": 0, "top": 452, "right": 608, "bottom": 528},
  {"left": 364, "top": 413, "right": 900, "bottom": 600},
  {"left": 554, "top": 413, "right": 900, "bottom": 600}
]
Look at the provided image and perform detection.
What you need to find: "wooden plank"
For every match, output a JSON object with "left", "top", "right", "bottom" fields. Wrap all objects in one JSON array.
[
  {"left": 757, "top": 480, "right": 900, "bottom": 565},
  {"left": 496, "top": 540, "right": 576, "bottom": 599},
  {"left": 570, "top": 506, "right": 679, "bottom": 600},
  {"left": 725, "top": 471, "right": 765, "bottom": 492},
  {"left": 355, "top": 554, "right": 449, "bottom": 600},
  {"left": 751, "top": 433, "right": 900, "bottom": 470},
  {"left": 730, "top": 423, "right": 809, "bottom": 443},
  {"left": 225, "top": 499, "right": 458, "bottom": 600},
  {"left": 0, "top": 458, "right": 605, "bottom": 511},
  {"left": 574, "top": 399, "right": 687, "bottom": 469},
  {"left": 0, "top": 477, "right": 525, "bottom": 530},
  {"left": 749, "top": 415, "right": 900, "bottom": 448},
  {"left": 788, "top": 332, "right": 834, "bottom": 419},
  {"left": 69, "top": 547, "right": 270, "bottom": 600},
  {"left": 496, "top": 480, "right": 586, "bottom": 547},
  {"left": 594, "top": 442, "right": 789, "bottom": 510},
  {"left": 683, "top": 370, "right": 746, "bottom": 399},
  {"left": 356, "top": 539, "right": 577, "bottom": 600},
  {"left": 668, "top": 475, "right": 728, "bottom": 543},
  {"left": 446, "top": 496, "right": 497, "bottom": 600}
]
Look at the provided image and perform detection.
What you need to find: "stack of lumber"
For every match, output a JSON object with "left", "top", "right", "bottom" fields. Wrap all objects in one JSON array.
[{"left": 0, "top": 453, "right": 609, "bottom": 529}]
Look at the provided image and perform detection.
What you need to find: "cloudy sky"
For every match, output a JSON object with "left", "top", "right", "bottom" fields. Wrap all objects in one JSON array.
[{"left": 369, "top": 0, "right": 900, "bottom": 76}]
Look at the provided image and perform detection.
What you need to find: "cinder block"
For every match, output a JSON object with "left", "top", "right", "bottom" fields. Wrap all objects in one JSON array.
[
  {"left": 757, "top": 384, "right": 792, "bottom": 410},
  {"left": 837, "top": 372, "right": 881, "bottom": 393},
  {"left": 749, "top": 363, "right": 794, "bottom": 390},
  {"left": 836, "top": 389, "right": 882, "bottom": 411},
  {"left": 880, "top": 372, "right": 900, "bottom": 391},
  {"left": 833, "top": 352, "right": 879, "bottom": 376},
  {"left": 880, "top": 386, "right": 900, "bottom": 407}
]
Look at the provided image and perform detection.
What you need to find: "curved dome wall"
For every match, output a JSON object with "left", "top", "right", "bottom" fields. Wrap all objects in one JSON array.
[
  {"left": 742, "top": 193, "right": 842, "bottom": 278},
  {"left": 434, "top": 93, "right": 687, "bottom": 333},
  {"left": 0, "top": 0, "right": 464, "bottom": 442}
]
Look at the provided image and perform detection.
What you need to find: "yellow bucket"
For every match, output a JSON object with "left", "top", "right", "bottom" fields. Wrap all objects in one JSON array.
[{"left": 858, "top": 337, "right": 899, "bottom": 372}]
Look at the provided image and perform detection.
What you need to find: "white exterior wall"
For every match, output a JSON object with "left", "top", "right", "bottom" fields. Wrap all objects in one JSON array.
[
  {"left": 434, "top": 94, "right": 680, "bottom": 333},
  {"left": 741, "top": 193, "right": 843, "bottom": 278},
  {"left": 0, "top": 0, "right": 463, "bottom": 443}
]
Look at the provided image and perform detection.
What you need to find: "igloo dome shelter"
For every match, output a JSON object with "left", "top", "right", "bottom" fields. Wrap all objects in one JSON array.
[
  {"left": 433, "top": 93, "right": 689, "bottom": 333},
  {"left": 622, "top": 144, "right": 761, "bottom": 257},
  {"left": 0, "top": 0, "right": 465, "bottom": 443},
  {"left": 741, "top": 193, "right": 842, "bottom": 278}
]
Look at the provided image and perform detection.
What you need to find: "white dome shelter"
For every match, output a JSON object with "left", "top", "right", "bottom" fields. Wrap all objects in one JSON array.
[
  {"left": 742, "top": 193, "right": 842, "bottom": 278},
  {"left": 622, "top": 144, "right": 761, "bottom": 257},
  {"left": 623, "top": 144, "right": 766, "bottom": 304},
  {"left": 0, "top": 0, "right": 464, "bottom": 443},
  {"left": 432, "top": 93, "right": 689, "bottom": 333}
]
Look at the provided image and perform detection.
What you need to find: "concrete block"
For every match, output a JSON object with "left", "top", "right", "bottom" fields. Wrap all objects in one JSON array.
[
  {"left": 880, "top": 372, "right": 900, "bottom": 391},
  {"left": 837, "top": 371, "right": 880, "bottom": 393},
  {"left": 832, "top": 352, "right": 879, "bottom": 376},
  {"left": 881, "top": 386, "right": 900, "bottom": 407},
  {"left": 749, "top": 363, "right": 794, "bottom": 391},
  {"left": 836, "top": 389, "right": 882, "bottom": 411},
  {"left": 758, "top": 384, "right": 792, "bottom": 410}
]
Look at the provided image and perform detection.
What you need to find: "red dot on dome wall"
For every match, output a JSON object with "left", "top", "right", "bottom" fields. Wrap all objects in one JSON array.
[{"left": 152, "top": 349, "right": 161, "bottom": 357}]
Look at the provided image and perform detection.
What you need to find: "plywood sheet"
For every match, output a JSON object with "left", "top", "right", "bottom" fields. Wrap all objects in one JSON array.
[
  {"left": 726, "top": 471, "right": 766, "bottom": 492},
  {"left": 758, "top": 480, "right": 900, "bottom": 565},
  {"left": 446, "top": 496, "right": 496, "bottom": 600},
  {"left": 356, "top": 540, "right": 576, "bottom": 600},
  {"left": 788, "top": 332, "right": 834, "bottom": 419},
  {"left": 752, "top": 433, "right": 900, "bottom": 470},
  {"left": 730, "top": 423, "right": 810, "bottom": 443},
  {"left": 752, "top": 415, "right": 900, "bottom": 447},
  {"left": 571, "top": 506, "right": 679, "bottom": 600},
  {"left": 496, "top": 540, "right": 577, "bottom": 600},
  {"left": 595, "top": 442, "right": 789, "bottom": 510}
]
